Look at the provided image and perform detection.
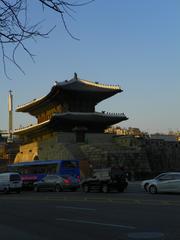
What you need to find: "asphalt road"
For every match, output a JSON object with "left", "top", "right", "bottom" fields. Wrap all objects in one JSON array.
[{"left": 0, "top": 182, "right": 180, "bottom": 240}]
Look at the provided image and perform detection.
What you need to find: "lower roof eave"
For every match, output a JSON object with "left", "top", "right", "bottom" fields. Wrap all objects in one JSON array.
[{"left": 14, "top": 112, "right": 128, "bottom": 135}]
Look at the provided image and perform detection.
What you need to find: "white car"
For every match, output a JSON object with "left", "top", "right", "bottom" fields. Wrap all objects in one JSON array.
[
  {"left": 0, "top": 172, "right": 22, "bottom": 193},
  {"left": 141, "top": 172, "right": 180, "bottom": 194}
]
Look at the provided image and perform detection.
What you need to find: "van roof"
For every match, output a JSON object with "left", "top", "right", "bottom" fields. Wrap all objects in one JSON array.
[{"left": 0, "top": 172, "right": 20, "bottom": 175}]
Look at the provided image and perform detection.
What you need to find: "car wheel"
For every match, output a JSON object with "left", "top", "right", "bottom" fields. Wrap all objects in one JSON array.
[
  {"left": 83, "top": 184, "right": 89, "bottom": 193},
  {"left": 16, "top": 189, "right": 21, "bottom": 194},
  {"left": 144, "top": 183, "right": 149, "bottom": 192},
  {"left": 118, "top": 187, "right": 125, "bottom": 192},
  {"left": 34, "top": 185, "right": 39, "bottom": 192},
  {"left": 149, "top": 185, "right": 157, "bottom": 194},
  {"left": 71, "top": 187, "right": 78, "bottom": 192},
  {"left": 55, "top": 184, "right": 62, "bottom": 192},
  {"left": 4, "top": 187, "right": 9, "bottom": 194},
  {"left": 102, "top": 184, "right": 109, "bottom": 193}
]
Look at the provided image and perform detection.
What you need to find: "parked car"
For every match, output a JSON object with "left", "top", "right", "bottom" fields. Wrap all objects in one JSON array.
[
  {"left": 141, "top": 172, "right": 180, "bottom": 194},
  {"left": 62, "top": 175, "right": 80, "bottom": 191},
  {"left": 0, "top": 172, "right": 22, "bottom": 193},
  {"left": 81, "top": 167, "right": 128, "bottom": 193},
  {"left": 33, "top": 174, "right": 80, "bottom": 192}
]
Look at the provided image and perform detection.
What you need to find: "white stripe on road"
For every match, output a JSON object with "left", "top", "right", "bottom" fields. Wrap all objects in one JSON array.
[
  {"left": 56, "top": 218, "right": 136, "bottom": 230},
  {"left": 56, "top": 206, "right": 96, "bottom": 211}
]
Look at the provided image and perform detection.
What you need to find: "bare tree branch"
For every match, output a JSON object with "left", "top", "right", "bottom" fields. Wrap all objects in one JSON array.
[{"left": 0, "top": 0, "right": 95, "bottom": 78}]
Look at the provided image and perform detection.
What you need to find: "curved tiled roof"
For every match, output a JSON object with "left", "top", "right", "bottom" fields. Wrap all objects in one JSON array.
[
  {"left": 52, "top": 111, "right": 127, "bottom": 122},
  {"left": 14, "top": 120, "right": 50, "bottom": 135},
  {"left": 16, "top": 73, "right": 122, "bottom": 113},
  {"left": 14, "top": 112, "right": 128, "bottom": 135},
  {"left": 57, "top": 77, "right": 121, "bottom": 90}
]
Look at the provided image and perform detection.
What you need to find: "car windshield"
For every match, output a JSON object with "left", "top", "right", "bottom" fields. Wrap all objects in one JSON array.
[
  {"left": 154, "top": 173, "right": 180, "bottom": 181},
  {"left": 10, "top": 174, "right": 21, "bottom": 181},
  {"left": 43, "top": 175, "right": 59, "bottom": 181},
  {"left": 154, "top": 173, "right": 166, "bottom": 179}
]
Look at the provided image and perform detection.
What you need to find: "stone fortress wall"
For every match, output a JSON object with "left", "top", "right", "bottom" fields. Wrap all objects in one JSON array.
[{"left": 14, "top": 132, "right": 152, "bottom": 179}]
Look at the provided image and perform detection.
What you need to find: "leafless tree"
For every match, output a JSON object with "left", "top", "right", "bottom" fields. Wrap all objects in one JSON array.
[{"left": 0, "top": 0, "right": 94, "bottom": 78}]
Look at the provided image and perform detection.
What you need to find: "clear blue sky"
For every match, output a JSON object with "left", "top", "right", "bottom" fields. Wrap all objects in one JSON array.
[{"left": 0, "top": 0, "right": 179, "bottom": 134}]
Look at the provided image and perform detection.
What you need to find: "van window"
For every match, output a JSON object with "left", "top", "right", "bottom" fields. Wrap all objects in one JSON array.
[{"left": 10, "top": 174, "right": 21, "bottom": 181}]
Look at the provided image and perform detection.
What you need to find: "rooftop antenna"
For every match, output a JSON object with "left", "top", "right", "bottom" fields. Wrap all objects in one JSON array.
[{"left": 7, "top": 90, "right": 13, "bottom": 143}]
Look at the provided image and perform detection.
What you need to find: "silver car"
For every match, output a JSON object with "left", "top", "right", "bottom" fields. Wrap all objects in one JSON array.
[
  {"left": 141, "top": 172, "right": 180, "bottom": 194},
  {"left": 34, "top": 175, "right": 80, "bottom": 192},
  {"left": 34, "top": 175, "right": 63, "bottom": 192}
]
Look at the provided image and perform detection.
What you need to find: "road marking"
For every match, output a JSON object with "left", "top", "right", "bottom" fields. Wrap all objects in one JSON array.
[
  {"left": 1, "top": 196, "right": 180, "bottom": 206},
  {"left": 56, "top": 218, "right": 136, "bottom": 230},
  {"left": 56, "top": 206, "right": 96, "bottom": 211},
  {"left": 134, "top": 199, "right": 142, "bottom": 204},
  {"left": 128, "top": 232, "right": 165, "bottom": 239}
]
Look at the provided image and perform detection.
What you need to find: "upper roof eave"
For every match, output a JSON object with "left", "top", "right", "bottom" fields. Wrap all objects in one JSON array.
[
  {"left": 16, "top": 74, "right": 122, "bottom": 112},
  {"left": 57, "top": 77, "right": 121, "bottom": 91}
]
